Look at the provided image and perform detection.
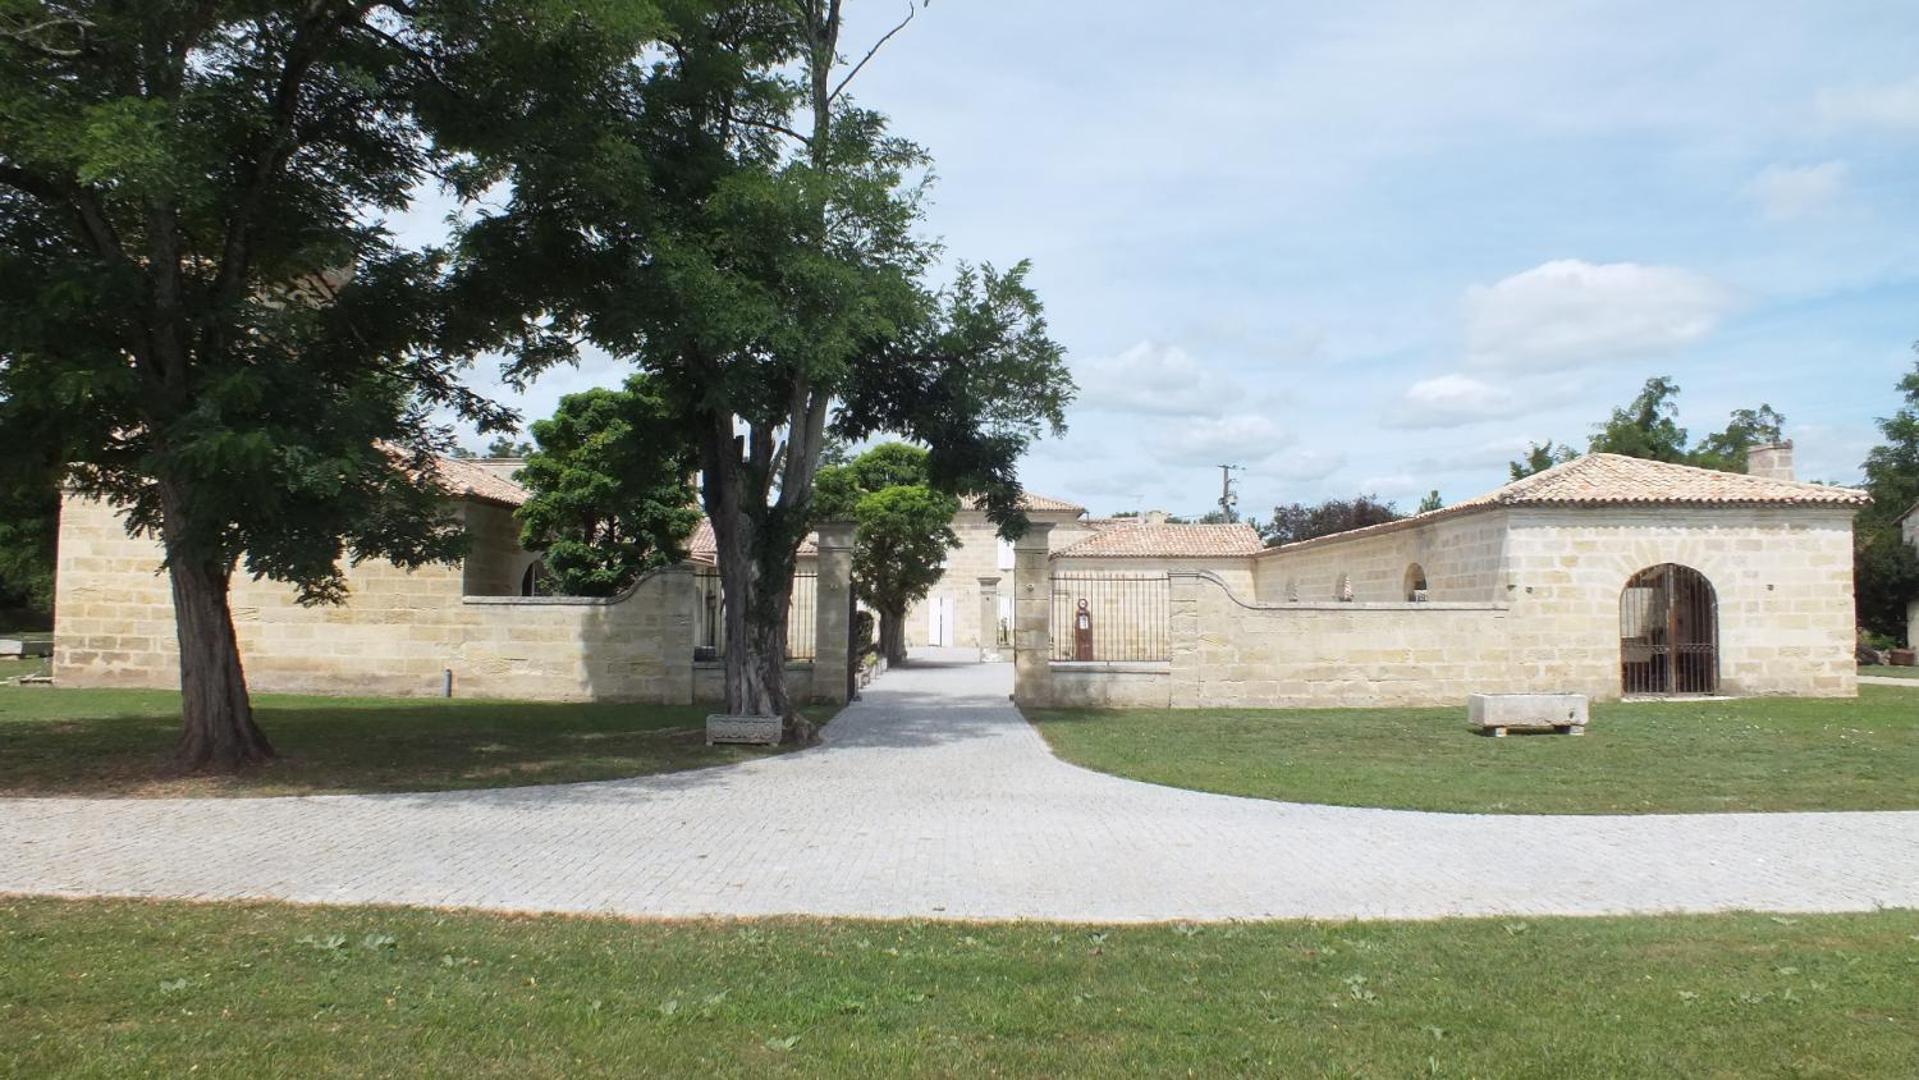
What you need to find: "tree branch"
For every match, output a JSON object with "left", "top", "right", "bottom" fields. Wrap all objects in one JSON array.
[
  {"left": 728, "top": 111, "right": 809, "bottom": 145},
  {"left": 0, "top": 13, "right": 94, "bottom": 57},
  {"left": 829, "top": 2, "right": 918, "bottom": 104}
]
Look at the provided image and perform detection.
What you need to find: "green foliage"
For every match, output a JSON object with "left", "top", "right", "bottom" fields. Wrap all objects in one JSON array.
[
  {"left": 1509, "top": 441, "right": 1578, "bottom": 480},
  {"left": 514, "top": 377, "right": 699, "bottom": 597},
  {"left": 1259, "top": 495, "right": 1402, "bottom": 547},
  {"left": 0, "top": 5, "right": 517, "bottom": 603},
  {"left": 1416, "top": 489, "right": 1444, "bottom": 514},
  {"left": 1589, "top": 376, "right": 1692, "bottom": 462},
  {"left": 0, "top": 448, "right": 58, "bottom": 623},
  {"left": 1855, "top": 353, "right": 1919, "bottom": 643},
  {"left": 814, "top": 443, "right": 959, "bottom": 656},
  {"left": 1512, "top": 378, "right": 1787, "bottom": 479}
]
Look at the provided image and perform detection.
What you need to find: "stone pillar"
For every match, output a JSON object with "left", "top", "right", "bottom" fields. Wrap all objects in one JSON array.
[
  {"left": 1168, "top": 571, "right": 1203, "bottom": 708},
  {"left": 977, "top": 575, "right": 1002, "bottom": 661},
  {"left": 1011, "top": 523, "right": 1053, "bottom": 707},
  {"left": 811, "top": 521, "right": 855, "bottom": 706}
]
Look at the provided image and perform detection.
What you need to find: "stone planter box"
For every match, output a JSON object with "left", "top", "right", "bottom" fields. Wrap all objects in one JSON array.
[
  {"left": 706, "top": 714, "right": 782, "bottom": 746},
  {"left": 1468, "top": 693, "right": 1588, "bottom": 737},
  {"left": 0, "top": 638, "right": 51, "bottom": 658},
  {"left": 1890, "top": 648, "right": 1917, "bottom": 667}
]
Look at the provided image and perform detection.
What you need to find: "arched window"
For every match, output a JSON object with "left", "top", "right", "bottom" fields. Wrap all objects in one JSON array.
[
  {"left": 1404, "top": 563, "right": 1429, "bottom": 602},
  {"left": 1336, "top": 573, "right": 1353, "bottom": 602},
  {"left": 520, "top": 561, "right": 547, "bottom": 597},
  {"left": 1620, "top": 564, "right": 1718, "bottom": 695}
]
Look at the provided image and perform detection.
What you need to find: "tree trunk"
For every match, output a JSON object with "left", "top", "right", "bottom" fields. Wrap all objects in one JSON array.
[
  {"left": 165, "top": 550, "right": 272, "bottom": 771},
  {"left": 879, "top": 607, "right": 907, "bottom": 666}
]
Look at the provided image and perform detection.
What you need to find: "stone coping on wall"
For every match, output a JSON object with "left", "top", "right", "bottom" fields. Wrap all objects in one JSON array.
[
  {"left": 1049, "top": 660, "right": 1171, "bottom": 675},
  {"left": 1171, "top": 570, "right": 1510, "bottom": 613},
  {"left": 692, "top": 660, "right": 816, "bottom": 671},
  {"left": 462, "top": 594, "right": 623, "bottom": 607}
]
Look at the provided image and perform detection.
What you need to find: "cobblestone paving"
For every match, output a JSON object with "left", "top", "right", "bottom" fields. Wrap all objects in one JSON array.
[{"left": 4, "top": 656, "right": 1916, "bottom": 922}]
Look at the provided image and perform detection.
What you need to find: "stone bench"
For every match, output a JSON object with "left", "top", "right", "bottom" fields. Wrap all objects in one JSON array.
[
  {"left": 1468, "top": 693, "right": 1588, "bottom": 737},
  {"left": 0, "top": 638, "right": 51, "bottom": 658}
]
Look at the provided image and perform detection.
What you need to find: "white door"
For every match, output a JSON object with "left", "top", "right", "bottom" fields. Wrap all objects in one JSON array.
[{"left": 927, "top": 595, "right": 956, "bottom": 646}]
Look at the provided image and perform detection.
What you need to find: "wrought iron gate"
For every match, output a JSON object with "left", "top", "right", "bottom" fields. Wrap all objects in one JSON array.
[{"left": 1619, "top": 564, "right": 1718, "bottom": 695}]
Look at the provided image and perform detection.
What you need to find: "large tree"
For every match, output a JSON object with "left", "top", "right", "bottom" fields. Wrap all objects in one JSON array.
[
  {"left": 1856, "top": 354, "right": 1919, "bottom": 644},
  {"left": 515, "top": 376, "right": 700, "bottom": 597},
  {"left": 815, "top": 441, "right": 958, "bottom": 664},
  {"left": 1259, "top": 495, "right": 1403, "bottom": 547},
  {"left": 1510, "top": 377, "right": 1786, "bottom": 478},
  {"left": 444, "top": 2, "right": 1071, "bottom": 739},
  {"left": 0, "top": 3, "right": 513, "bottom": 768}
]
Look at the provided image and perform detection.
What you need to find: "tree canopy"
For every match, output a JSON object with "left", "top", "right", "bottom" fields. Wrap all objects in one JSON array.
[
  {"left": 1259, "top": 495, "right": 1403, "bottom": 548},
  {"left": 815, "top": 441, "right": 959, "bottom": 663},
  {"left": 0, "top": 2, "right": 515, "bottom": 767},
  {"left": 1856, "top": 354, "right": 1919, "bottom": 644},
  {"left": 444, "top": 1, "right": 1072, "bottom": 732},
  {"left": 514, "top": 376, "right": 700, "bottom": 598},
  {"left": 1509, "top": 377, "right": 1786, "bottom": 479}
]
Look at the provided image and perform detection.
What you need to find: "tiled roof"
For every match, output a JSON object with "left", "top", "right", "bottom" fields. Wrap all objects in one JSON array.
[
  {"left": 1454, "top": 453, "right": 1868, "bottom": 510},
  {"left": 686, "top": 520, "right": 818, "bottom": 565},
  {"left": 1259, "top": 453, "right": 1869, "bottom": 556},
  {"left": 430, "top": 455, "right": 530, "bottom": 508},
  {"left": 1053, "top": 521, "right": 1264, "bottom": 559},
  {"left": 958, "top": 491, "right": 1086, "bottom": 514}
]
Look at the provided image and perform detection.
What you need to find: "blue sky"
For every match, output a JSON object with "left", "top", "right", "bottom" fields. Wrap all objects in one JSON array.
[{"left": 437, "top": 0, "right": 1919, "bottom": 519}]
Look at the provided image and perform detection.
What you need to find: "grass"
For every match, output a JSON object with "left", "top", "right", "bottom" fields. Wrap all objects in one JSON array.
[
  {"left": 2, "top": 898, "right": 1915, "bottom": 1077},
  {"left": 1029, "top": 686, "right": 1919, "bottom": 814},
  {"left": 1860, "top": 663, "right": 1919, "bottom": 680},
  {"left": 0, "top": 686, "right": 830, "bottom": 798}
]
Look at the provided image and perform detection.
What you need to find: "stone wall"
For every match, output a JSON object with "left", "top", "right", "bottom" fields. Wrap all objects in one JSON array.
[
  {"left": 460, "top": 501, "right": 541, "bottom": 597},
  {"left": 51, "top": 493, "right": 853, "bottom": 704},
  {"left": 1251, "top": 511, "right": 1508, "bottom": 603},
  {"left": 1501, "top": 506, "right": 1857, "bottom": 698},
  {"left": 1021, "top": 504, "right": 1859, "bottom": 709}
]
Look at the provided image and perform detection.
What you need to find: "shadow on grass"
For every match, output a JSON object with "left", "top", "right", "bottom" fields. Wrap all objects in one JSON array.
[{"left": 0, "top": 688, "right": 836, "bottom": 799}]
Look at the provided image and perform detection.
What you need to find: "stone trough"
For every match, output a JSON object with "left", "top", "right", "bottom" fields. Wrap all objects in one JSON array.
[{"left": 1468, "top": 692, "right": 1588, "bottom": 737}]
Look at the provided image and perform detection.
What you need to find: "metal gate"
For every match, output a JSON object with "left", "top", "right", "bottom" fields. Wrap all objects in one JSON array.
[{"left": 1619, "top": 564, "right": 1718, "bottom": 695}]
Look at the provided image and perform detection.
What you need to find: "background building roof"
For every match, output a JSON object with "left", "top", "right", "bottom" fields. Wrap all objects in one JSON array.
[{"left": 1054, "top": 521, "right": 1264, "bottom": 559}]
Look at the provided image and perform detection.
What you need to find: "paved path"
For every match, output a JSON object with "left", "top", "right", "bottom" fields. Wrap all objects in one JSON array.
[
  {"left": 1860, "top": 674, "right": 1919, "bottom": 687},
  {"left": 4, "top": 658, "right": 1917, "bottom": 922}
]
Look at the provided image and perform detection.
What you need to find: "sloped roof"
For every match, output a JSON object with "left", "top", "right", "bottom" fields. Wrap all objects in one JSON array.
[
  {"left": 1454, "top": 453, "right": 1868, "bottom": 510},
  {"left": 1259, "top": 453, "right": 1870, "bottom": 556},
  {"left": 1053, "top": 521, "right": 1264, "bottom": 559},
  {"left": 958, "top": 491, "right": 1085, "bottom": 514},
  {"left": 686, "top": 520, "right": 818, "bottom": 565},
  {"left": 430, "top": 454, "right": 530, "bottom": 508}
]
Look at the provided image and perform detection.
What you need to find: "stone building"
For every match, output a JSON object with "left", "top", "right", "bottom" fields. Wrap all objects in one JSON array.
[{"left": 1018, "top": 449, "right": 1869, "bottom": 709}]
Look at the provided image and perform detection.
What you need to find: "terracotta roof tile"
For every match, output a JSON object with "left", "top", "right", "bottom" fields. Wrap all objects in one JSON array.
[
  {"left": 958, "top": 491, "right": 1085, "bottom": 513},
  {"left": 1052, "top": 521, "right": 1264, "bottom": 559},
  {"left": 1259, "top": 453, "right": 1869, "bottom": 555},
  {"left": 429, "top": 455, "right": 530, "bottom": 508}
]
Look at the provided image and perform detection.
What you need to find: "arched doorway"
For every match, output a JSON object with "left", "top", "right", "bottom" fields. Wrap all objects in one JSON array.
[
  {"left": 1403, "top": 563, "right": 1428, "bottom": 602},
  {"left": 1620, "top": 564, "right": 1718, "bottom": 695}
]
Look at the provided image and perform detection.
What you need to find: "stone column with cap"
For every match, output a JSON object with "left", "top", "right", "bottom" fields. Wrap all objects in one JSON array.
[
  {"left": 1011, "top": 523, "right": 1054, "bottom": 706},
  {"left": 811, "top": 520, "right": 855, "bottom": 706}
]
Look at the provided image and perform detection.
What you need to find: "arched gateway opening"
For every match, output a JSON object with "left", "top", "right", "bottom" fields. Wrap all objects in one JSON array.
[{"left": 1619, "top": 564, "right": 1718, "bottom": 695}]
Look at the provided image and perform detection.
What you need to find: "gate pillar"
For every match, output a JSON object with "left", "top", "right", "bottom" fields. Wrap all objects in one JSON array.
[{"left": 1011, "top": 523, "right": 1054, "bottom": 707}]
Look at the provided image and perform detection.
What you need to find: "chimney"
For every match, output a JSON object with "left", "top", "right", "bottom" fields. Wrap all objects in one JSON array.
[
  {"left": 1144, "top": 510, "right": 1169, "bottom": 525},
  {"left": 1746, "top": 441, "right": 1794, "bottom": 482}
]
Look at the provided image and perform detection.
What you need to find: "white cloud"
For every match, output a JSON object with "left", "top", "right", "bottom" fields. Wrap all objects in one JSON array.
[
  {"left": 1386, "top": 373, "right": 1524, "bottom": 429},
  {"left": 1152, "top": 413, "right": 1293, "bottom": 467},
  {"left": 1817, "top": 77, "right": 1919, "bottom": 131},
  {"left": 1261, "top": 449, "right": 1346, "bottom": 483},
  {"left": 1073, "top": 341, "right": 1248, "bottom": 417},
  {"left": 1749, "top": 161, "right": 1848, "bottom": 221},
  {"left": 1464, "top": 259, "right": 1735, "bottom": 370}
]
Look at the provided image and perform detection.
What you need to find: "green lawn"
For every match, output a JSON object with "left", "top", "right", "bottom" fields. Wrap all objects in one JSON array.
[
  {"left": 1030, "top": 686, "right": 1919, "bottom": 814},
  {"left": 0, "top": 686, "right": 827, "bottom": 798},
  {"left": 1860, "top": 663, "right": 1919, "bottom": 680},
  {"left": 2, "top": 898, "right": 1914, "bottom": 1077}
]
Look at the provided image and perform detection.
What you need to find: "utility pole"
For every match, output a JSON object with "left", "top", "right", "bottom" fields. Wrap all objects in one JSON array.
[{"left": 1217, "top": 464, "right": 1243, "bottom": 523}]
